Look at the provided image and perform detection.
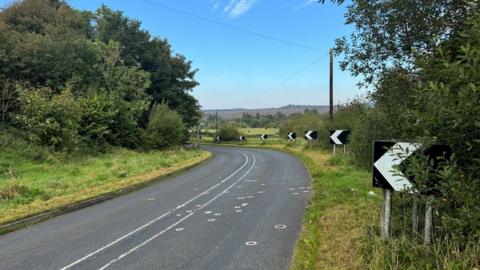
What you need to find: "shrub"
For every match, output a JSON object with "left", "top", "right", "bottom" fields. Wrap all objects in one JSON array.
[
  {"left": 15, "top": 88, "right": 79, "bottom": 151},
  {"left": 141, "top": 103, "right": 186, "bottom": 149},
  {"left": 217, "top": 122, "right": 240, "bottom": 141}
]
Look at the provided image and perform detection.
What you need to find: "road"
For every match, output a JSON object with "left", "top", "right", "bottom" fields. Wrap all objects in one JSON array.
[{"left": 0, "top": 146, "right": 311, "bottom": 270}]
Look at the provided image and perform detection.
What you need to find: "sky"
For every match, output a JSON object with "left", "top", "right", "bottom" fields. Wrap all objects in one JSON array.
[{"left": 1, "top": 0, "right": 366, "bottom": 110}]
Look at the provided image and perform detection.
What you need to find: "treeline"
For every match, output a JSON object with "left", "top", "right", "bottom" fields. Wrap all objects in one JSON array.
[
  {"left": 0, "top": 0, "right": 200, "bottom": 151},
  {"left": 284, "top": 1, "right": 480, "bottom": 268}
]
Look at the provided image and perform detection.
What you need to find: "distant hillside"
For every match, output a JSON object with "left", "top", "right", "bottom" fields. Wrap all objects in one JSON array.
[{"left": 202, "top": 105, "right": 330, "bottom": 119}]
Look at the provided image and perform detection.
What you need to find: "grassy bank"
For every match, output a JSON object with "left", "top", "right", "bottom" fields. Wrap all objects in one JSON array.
[{"left": 0, "top": 131, "right": 211, "bottom": 225}]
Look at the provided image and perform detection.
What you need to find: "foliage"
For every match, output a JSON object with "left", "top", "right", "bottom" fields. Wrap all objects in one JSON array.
[
  {"left": 217, "top": 122, "right": 241, "bottom": 141},
  {"left": 0, "top": 0, "right": 199, "bottom": 151},
  {"left": 333, "top": 0, "right": 479, "bottom": 85},
  {"left": 15, "top": 88, "right": 79, "bottom": 151},
  {"left": 142, "top": 103, "right": 186, "bottom": 149},
  {"left": 0, "top": 77, "right": 18, "bottom": 123},
  {"left": 279, "top": 110, "right": 323, "bottom": 143}
]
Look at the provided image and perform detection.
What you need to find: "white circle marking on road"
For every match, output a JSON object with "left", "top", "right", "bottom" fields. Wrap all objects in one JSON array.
[
  {"left": 246, "top": 241, "right": 257, "bottom": 246},
  {"left": 274, "top": 224, "right": 287, "bottom": 230}
]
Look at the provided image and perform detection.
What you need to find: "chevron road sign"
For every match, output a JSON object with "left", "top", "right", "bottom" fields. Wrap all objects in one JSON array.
[
  {"left": 287, "top": 132, "right": 297, "bottom": 140},
  {"left": 260, "top": 134, "right": 268, "bottom": 140},
  {"left": 372, "top": 141, "right": 451, "bottom": 192},
  {"left": 304, "top": 130, "right": 317, "bottom": 141},
  {"left": 239, "top": 135, "right": 246, "bottom": 141},
  {"left": 216, "top": 136, "right": 221, "bottom": 142},
  {"left": 330, "top": 130, "right": 350, "bottom": 145}
]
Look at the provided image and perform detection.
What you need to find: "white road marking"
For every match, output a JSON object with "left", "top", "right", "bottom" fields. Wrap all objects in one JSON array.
[
  {"left": 237, "top": 197, "right": 245, "bottom": 200},
  {"left": 97, "top": 213, "right": 195, "bottom": 270},
  {"left": 257, "top": 191, "right": 265, "bottom": 194},
  {"left": 147, "top": 198, "right": 155, "bottom": 201},
  {"left": 60, "top": 152, "right": 251, "bottom": 270},
  {"left": 246, "top": 196, "right": 254, "bottom": 199},
  {"left": 274, "top": 225, "right": 287, "bottom": 230},
  {"left": 204, "top": 211, "right": 212, "bottom": 214},
  {"left": 245, "top": 241, "right": 257, "bottom": 246},
  {"left": 214, "top": 213, "right": 222, "bottom": 216},
  {"left": 235, "top": 210, "right": 243, "bottom": 213},
  {"left": 175, "top": 228, "right": 184, "bottom": 232},
  {"left": 241, "top": 203, "right": 248, "bottom": 207},
  {"left": 234, "top": 206, "right": 241, "bottom": 209},
  {"left": 176, "top": 214, "right": 182, "bottom": 217},
  {"left": 207, "top": 218, "right": 216, "bottom": 222},
  {"left": 96, "top": 152, "right": 258, "bottom": 270},
  {"left": 292, "top": 192, "right": 300, "bottom": 195},
  {"left": 303, "top": 190, "right": 309, "bottom": 193}
]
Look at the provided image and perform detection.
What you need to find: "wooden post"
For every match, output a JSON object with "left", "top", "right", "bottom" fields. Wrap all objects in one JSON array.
[
  {"left": 215, "top": 111, "right": 218, "bottom": 135},
  {"left": 424, "top": 198, "right": 433, "bottom": 245},
  {"left": 333, "top": 144, "right": 336, "bottom": 155},
  {"left": 381, "top": 189, "right": 392, "bottom": 239},
  {"left": 329, "top": 48, "right": 334, "bottom": 121},
  {"left": 412, "top": 198, "right": 419, "bottom": 235},
  {"left": 343, "top": 145, "right": 346, "bottom": 156}
]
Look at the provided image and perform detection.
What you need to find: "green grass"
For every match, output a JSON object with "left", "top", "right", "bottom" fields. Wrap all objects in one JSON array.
[{"left": 0, "top": 130, "right": 211, "bottom": 225}]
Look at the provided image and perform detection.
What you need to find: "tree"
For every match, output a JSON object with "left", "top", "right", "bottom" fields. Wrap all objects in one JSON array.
[
  {"left": 94, "top": 6, "right": 201, "bottom": 127},
  {"left": 331, "top": 0, "right": 479, "bottom": 86},
  {"left": 0, "top": 77, "right": 17, "bottom": 123},
  {"left": 142, "top": 103, "right": 186, "bottom": 149}
]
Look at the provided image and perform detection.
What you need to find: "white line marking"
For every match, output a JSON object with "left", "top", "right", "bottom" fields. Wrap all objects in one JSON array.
[
  {"left": 245, "top": 241, "right": 257, "bottom": 246},
  {"left": 96, "top": 153, "right": 257, "bottom": 270},
  {"left": 60, "top": 152, "right": 251, "bottom": 270},
  {"left": 97, "top": 213, "right": 195, "bottom": 270}
]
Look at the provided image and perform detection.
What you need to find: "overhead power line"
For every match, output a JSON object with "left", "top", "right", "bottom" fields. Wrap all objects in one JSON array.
[
  {"left": 266, "top": 53, "right": 329, "bottom": 90},
  {"left": 139, "top": 0, "right": 326, "bottom": 53}
]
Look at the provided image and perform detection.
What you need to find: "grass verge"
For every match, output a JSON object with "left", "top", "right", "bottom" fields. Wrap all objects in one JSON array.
[
  {"left": 0, "top": 135, "right": 212, "bottom": 226},
  {"left": 207, "top": 142, "right": 380, "bottom": 269}
]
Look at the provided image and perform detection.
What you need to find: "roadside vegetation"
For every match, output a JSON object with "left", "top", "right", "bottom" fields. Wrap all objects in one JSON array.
[
  {"left": 215, "top": 1, "right": 480, "bottom": 268},
  {"left": 0, "top": 0, "right": 208, "bottom": 226},
  {"left": 0, "top": 128, "right": 210, "bottom": 225}
]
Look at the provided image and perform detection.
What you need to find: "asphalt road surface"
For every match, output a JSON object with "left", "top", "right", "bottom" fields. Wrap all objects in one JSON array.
[{"left": 0, "top": 146, "right": 311, "bottom": 270}]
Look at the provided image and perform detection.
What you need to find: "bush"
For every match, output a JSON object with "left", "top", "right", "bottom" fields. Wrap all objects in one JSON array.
[
  {"left": 217, "top": 122, "right": 240, "bottom": 141},
  {"left": 141, "top": 103, "right": 186, "bottom": 149},
  {"left": 15, "top": 88, "right": 79, "bottom": 151},
  {"left": 279, "top": 110, "right": 324, "bottom": 144}
]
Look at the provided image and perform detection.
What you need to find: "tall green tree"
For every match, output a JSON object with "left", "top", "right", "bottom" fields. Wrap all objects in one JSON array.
[{"left": 94, "top": 6, "right": 201, "bottom": 127}]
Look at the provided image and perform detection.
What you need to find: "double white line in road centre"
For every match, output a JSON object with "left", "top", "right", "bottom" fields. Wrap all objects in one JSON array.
[{"left": 60, "top": 151, "right": 256, "bottom": 270}]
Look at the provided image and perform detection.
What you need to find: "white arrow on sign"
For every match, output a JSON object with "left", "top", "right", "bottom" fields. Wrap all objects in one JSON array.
[
  {"left": 373, "top": 142, "right": 421, "bottom": 192},
  {"left": 330, "top": 130, "right": 343, "bottom": 145},
  {"left": 288, "top": 132, "right": 296, "bottom": 140},
  {"left": 305, "top": 131, "right": 316, "bottom": 140}
]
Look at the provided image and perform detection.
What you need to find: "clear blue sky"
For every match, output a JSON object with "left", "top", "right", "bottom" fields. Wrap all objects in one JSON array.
[{"left": 1, "top": 0, "right": 366, "bottom": 110}]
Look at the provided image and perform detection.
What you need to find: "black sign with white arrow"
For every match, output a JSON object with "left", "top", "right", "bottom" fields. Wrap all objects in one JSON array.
[
  {"left": 304, "top": 130, "right": 318, "bottom": 140},
  {"left": 239, "top": 135, "right": 246, "bottom": 141},
  {"left": 288, "top": 132, "right": 297, "bottom": 140},
  {"left": 373, "top": 141, "right": 451, "bottom": 193},
  {"left": 330, "top": 130, "right": 350, "bottom": 145},
  {"left": 216, "top": 136, "right": 222, "bottom": 142},
  {"left": 260, "top": 134, "right": 268, "bottom": 140}
]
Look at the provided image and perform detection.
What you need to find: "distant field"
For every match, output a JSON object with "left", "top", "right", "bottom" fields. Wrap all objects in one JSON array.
[{"left": 203, "top": 105, "right": 330, "bottom": 120}]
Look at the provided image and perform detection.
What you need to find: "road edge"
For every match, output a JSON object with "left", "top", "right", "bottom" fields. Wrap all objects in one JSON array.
[{"left": 0, "top": 150, "right": 214, "bottom": 235}]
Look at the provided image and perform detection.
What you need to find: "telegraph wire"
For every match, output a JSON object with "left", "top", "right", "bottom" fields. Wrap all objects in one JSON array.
[
  {"left": 139, "top": 0, "right": 326, "bottom": 53},
  {"left": 266, "top": 53, "right": 330, "bottom": 90}
]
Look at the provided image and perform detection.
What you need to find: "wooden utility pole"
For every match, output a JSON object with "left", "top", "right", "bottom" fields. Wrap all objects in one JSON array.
[
  {"left": 329, "top": 48, "right": 334, "bottom": 121},
  {"left": 215, "top": 111, "right": 218, "bottom": 135}
]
